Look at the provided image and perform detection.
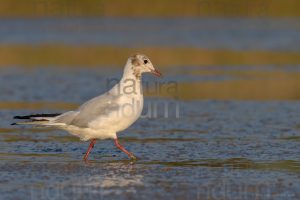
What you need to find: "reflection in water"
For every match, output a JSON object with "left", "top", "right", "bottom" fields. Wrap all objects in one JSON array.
[
  {"left": 63, "top": 174, "right": 144, "bottom": 195},
  {"left": 57, "top": 163, "right": 143, "bottom": 196}
]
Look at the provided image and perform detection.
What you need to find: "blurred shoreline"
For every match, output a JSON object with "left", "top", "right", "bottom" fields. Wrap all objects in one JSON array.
[
  {"left": 0, "top": 45, "right": 300, "bottom": 68},
  {"left": 0, "top": 0, "right": 299, "bottom": 18}
]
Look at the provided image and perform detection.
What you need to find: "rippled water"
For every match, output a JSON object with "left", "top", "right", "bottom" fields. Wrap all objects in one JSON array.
[
  {"left": 1, "top": 17, "right": 300, "bottom": 200},
  {"left": 0, "top": 67, "right": 300, "bottom": 200}
]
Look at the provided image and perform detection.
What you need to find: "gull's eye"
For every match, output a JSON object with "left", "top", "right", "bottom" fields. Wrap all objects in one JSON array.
[{"left": 144, "top": 60, "right": 148, "bottom": 64}]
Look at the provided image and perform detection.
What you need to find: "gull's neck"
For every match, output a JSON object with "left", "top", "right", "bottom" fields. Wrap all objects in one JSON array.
[{"left": 111, "top": 64, "right": 143, "bottom": 96}]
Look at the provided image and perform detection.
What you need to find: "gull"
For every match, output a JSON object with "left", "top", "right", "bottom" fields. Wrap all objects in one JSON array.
[{"left": 12, "top": 54, "right": 162, "bottom": 161}]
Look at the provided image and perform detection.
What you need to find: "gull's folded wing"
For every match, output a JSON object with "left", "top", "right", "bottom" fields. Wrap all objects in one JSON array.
[{"left": 56, "top": 92, "right": 121, "bottom": 128}]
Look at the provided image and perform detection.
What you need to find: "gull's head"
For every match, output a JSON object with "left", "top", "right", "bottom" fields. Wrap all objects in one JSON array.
[{"left": 124, "top": 53, "right": 162, "bottom": 79}]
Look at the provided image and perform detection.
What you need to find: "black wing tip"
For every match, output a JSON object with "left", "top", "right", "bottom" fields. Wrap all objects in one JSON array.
[
  {"left": 11, "top": 123, "right": 17, "bottom": 125},
  {"left": 13, "top": 113, "right": 61, "bottom": 119},
  {"left": 13, "top": 116, "right": 27, "bottom": 119}
]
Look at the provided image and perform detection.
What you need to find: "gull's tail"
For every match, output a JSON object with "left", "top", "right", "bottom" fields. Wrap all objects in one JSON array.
[{"left": 11, "top": 113, "right": 61, "bottom": 125}]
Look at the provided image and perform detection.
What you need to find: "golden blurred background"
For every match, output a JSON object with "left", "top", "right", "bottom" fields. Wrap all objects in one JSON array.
[
  {"left": 0, "top": 0, "right": 300, "bottom": 101},
  {"left": 0, "top": 0, "right": 299, "bottom": 17}
]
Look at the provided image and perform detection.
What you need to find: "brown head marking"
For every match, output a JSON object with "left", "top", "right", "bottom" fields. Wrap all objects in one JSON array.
[{"left": 131, "top": 54, "right": 142, "bottom": 66}]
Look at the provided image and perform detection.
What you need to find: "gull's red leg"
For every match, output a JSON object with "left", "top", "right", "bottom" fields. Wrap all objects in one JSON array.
[
  {"left": 114, "top": 138, "right": 136, "bottom": 160},
  {"left": 83, "top": 139, "right": 96, "bottom": 162}
]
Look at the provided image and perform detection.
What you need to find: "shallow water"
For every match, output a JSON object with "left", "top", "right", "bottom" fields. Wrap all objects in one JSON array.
[
  {"left": 0, "top": 67, "right": 300, "bottom": 200},
  {"left": 1, "top": 17, "right": 300, "bottom": 200}
]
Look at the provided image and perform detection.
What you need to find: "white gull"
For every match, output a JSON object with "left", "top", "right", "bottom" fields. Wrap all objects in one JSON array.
[{"left": 12, "top": 54, "right": 162, "bottom": 161}]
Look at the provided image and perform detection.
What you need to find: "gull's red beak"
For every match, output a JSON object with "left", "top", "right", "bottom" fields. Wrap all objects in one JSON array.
[{"left": 151, "top": 69, "right": 162, "bottom": 77}]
